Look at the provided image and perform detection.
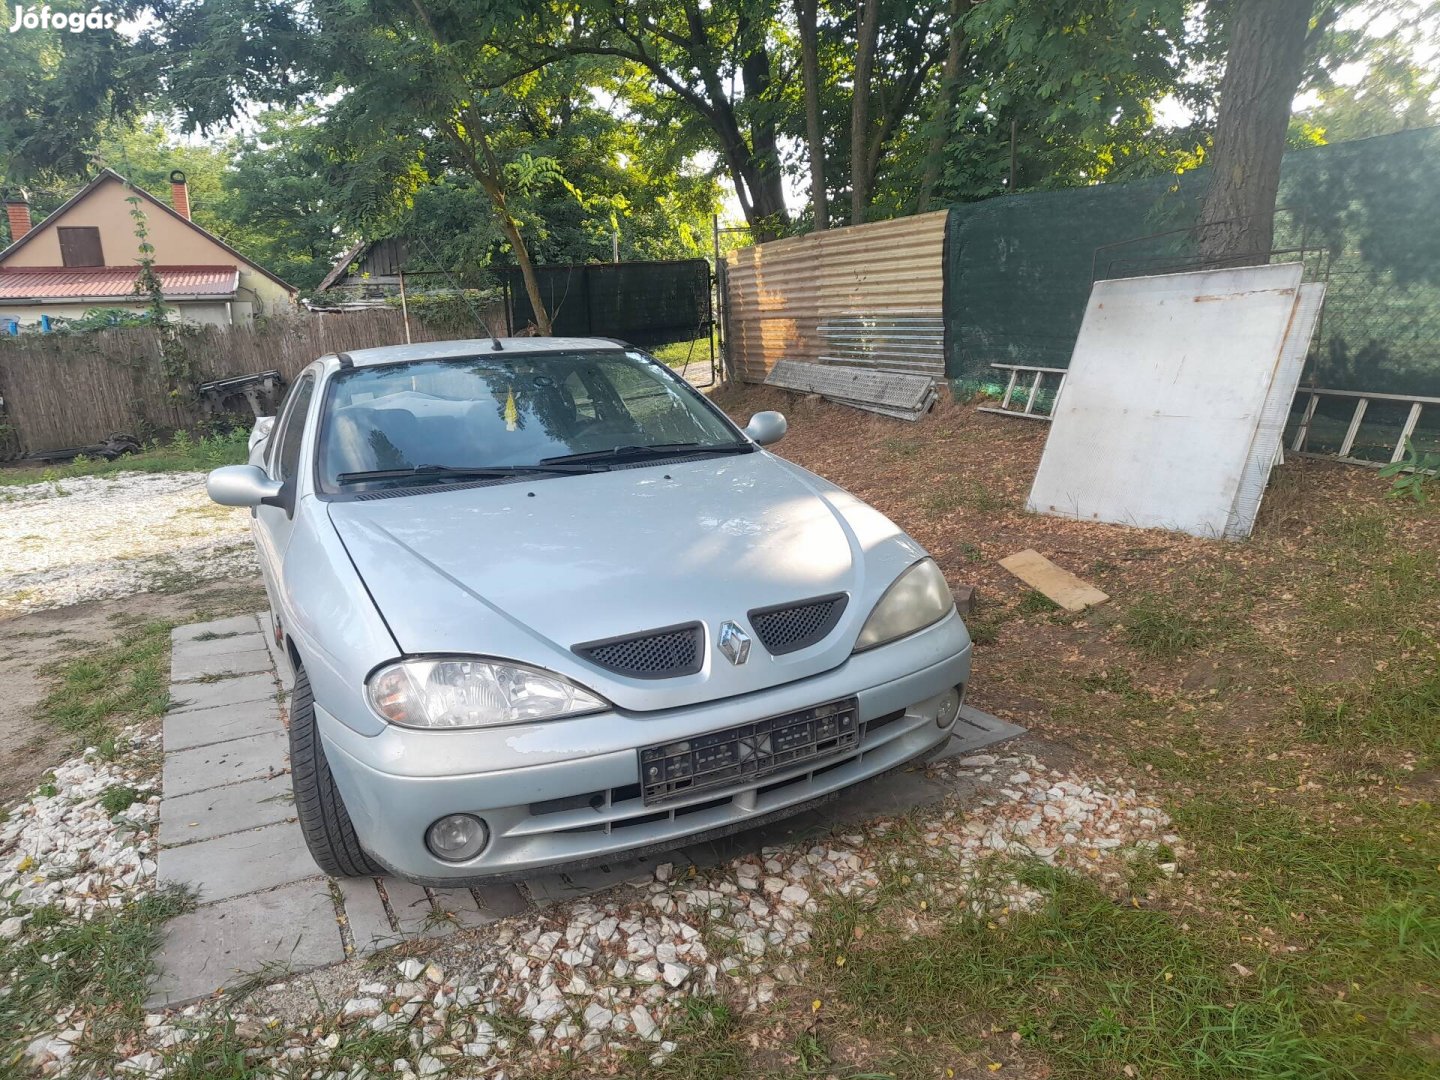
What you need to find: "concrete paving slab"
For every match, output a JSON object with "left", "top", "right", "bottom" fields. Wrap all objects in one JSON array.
[
  {"left": 168, "top": 673, "right": 277, "bottom": 715},
  {"left": 950, "top": 705, "right": 1028, "bottom": 754},
  {"left": 163, "top": 699, "right": 283, "bottom": 752},
  {"left": 159, "top": 773, "right": 294, "bottom": 847},
  {"left": 337, "top": 877, "right": 398, "bottom": 954},
  {"left": 384, "top": 878, "right": 438, "bottom": 936},
  {"left": 172, "top": 615, "right": 261, "bottom": 644},
  {"left": 171, "top": 645, "right": 272, "bottom": 683},
  {"left": 146, "top": 878, "right": 343, "bottom": 1008},
  {"left": 257, "top": 613, "right": 296, "bottom": 691},
  {"left": 523, "top": 850, "right": 695, "bottom": 905},
  {"left": 158, "top": 820, "right": 320, "bottom": 904},
  {"left": 172, "top": 631, "right": 267, "bottom": 661},
  {"left": 163, "top": 730, "right": 287, "bottom": 798},
  {"left": 430, "top": 887, "right": 509, "bottom": 931},
  {"left": 475, "top": 883, "right": 530, "bottom": 918}
]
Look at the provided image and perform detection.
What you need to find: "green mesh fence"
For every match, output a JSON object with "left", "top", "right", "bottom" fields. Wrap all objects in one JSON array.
[
  {"left": 500, "top": 260, "right": 712, "bottom": 345},
  {"left": 946, "top": 127, "right": 1440, "bottom": 405}
]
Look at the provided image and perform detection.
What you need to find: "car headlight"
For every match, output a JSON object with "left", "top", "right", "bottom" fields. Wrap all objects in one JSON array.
[
  {"left": 367, "top": 658, "right": 607, "bottom": 730},
  {"left": 854, "top": 558, "right": 954, "bottom": 651}
]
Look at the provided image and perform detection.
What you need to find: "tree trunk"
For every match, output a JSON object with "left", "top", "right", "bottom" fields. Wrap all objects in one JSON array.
[
  {"left": 459, "top": 117, "right": 553, "bottom": 335},
  {"left": 850, "top": 0, "right": 881, "bottom": 225},
  {"left": 740, "top": 34, "right": 787, "bottom": 236},
  {"left": 917, "top": 0, "right": 971, "bottom": 213},
  {"left": 1197, "top": 0, "right": 1314, "bottom": 264},
  {"left": 410, "top": 0, "right": 551, "bottom": 332},
  {"left": 795, "top": 0, "right": 828, "bottom": 230}
]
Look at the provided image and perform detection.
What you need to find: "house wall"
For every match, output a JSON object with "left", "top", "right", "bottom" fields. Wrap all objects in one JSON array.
[
  {"left": 1, "top": 175, "right": 293, "bottom": 321},
  {"left": 0, "top": 300, "right": 234, "bottom": 329}
]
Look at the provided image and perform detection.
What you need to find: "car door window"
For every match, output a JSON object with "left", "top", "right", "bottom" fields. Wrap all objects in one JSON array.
[{"left": 268, "top": 375, "right": 315, "bottom": 482}]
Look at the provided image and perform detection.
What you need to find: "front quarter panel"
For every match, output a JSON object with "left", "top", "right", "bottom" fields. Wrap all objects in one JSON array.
[{"left": 279, "top": 494, "right": 398, "bottom": 737}]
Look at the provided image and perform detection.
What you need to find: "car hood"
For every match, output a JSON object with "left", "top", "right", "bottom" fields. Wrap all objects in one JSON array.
[{"left": 326, "top": 452, "right": 927, "bottom": 711}]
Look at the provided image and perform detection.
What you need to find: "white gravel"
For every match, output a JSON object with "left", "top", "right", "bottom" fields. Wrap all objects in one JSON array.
[
  {"left": 0, "top": 738, "right": 160, "bottom": 927},
  {"left": 6, "top": 749, "right": 1182, "bottom": 1079},
  {"left": 0, "top": 471, "right": 255, "bottom": 616}
]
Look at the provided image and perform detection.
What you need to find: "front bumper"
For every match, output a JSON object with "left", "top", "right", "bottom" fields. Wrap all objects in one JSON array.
[{"left": 318, "top": 612, "right": 972, "bottom": 883}]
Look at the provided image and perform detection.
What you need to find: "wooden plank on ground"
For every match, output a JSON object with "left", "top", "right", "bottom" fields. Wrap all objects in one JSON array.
[{"left": 998, "top": 549, "right": 1109, "bottom": 613}]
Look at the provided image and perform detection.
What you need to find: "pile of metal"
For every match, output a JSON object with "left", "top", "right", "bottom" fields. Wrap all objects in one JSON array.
[{"left": 764, "top": 360, "right": 937, "bottom": 421}]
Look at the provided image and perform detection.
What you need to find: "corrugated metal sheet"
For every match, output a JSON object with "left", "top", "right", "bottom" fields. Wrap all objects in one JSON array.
[
  {"left": 0, "top": 265, "right": 239, "bottom": 300},
  {"left": 723, "top": 211, "right": 948, "bottom": 382}
]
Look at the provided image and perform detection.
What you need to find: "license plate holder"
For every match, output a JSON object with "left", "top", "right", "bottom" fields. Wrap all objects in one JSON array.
[{"left": 639, "top": 697, "right": 860, "bottom": 806}]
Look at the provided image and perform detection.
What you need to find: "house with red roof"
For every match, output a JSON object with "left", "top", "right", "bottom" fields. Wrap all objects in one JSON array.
[{"left": 0, "top": 169, "right": 295, "bottom": 330}]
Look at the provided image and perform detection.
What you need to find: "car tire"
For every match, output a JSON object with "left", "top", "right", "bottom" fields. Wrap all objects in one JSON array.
[{"left": 289, "top": 662, "right": 385, "bottom": 878}]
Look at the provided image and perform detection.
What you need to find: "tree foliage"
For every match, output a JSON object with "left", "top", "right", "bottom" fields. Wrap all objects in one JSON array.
[{"left": 4, "top": 0, "right": 1435, "bottom": 275}]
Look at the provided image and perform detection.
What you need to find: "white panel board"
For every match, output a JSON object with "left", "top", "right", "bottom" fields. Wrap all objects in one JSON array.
[
  {"left": 1227, "top": 282, "right": 1325, "bottom": 539},
  {"left": 1026, "top": 264, "right": 1305, "bottom": 539}
]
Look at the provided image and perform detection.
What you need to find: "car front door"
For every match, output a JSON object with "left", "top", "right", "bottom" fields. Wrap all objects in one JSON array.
[{"left": 253, "top": 370, "right": 316, "bottom": 615}]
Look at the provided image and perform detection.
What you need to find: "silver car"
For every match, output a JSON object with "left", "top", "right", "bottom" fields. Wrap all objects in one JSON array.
[{"left": 207, "top": 338, "right": 973, "bottom": 884}]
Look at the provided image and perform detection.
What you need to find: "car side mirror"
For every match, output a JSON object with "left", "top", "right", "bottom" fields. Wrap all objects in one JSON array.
[
  {"left": 208, "top": 464, "right": 284, "bottom": 508},
  {"left": 744, "top": 410, "right": 787, "bottom": 447}
]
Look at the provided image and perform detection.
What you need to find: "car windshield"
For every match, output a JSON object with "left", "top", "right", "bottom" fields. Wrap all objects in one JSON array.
[{"left": 317, "top": 349, "right": 746, "bottom": 491}]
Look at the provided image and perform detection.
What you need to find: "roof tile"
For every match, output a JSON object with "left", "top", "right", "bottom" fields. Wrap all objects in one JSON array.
[{"left": 0, "top": 265, "right": 239, "bottom": 301}]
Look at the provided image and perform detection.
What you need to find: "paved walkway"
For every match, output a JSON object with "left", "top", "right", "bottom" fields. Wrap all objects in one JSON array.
[{"left": 148, "top": 614, "right": 1022, "bottom": 1007}]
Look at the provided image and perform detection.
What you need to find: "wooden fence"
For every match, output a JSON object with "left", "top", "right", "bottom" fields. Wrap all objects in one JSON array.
[
  {"left": 722, "top": 211, "right": 949, "bottom": 382},
  {"left": 0, "top": 306, "right": 503, "bottom": 455}
]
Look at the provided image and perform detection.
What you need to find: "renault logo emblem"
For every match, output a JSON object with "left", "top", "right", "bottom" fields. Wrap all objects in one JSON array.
[{"left": 718, "top": 621, "right": 751, "bottom": 666}]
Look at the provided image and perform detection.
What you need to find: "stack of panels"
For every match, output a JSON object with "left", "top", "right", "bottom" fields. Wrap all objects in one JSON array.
[
  {"left": 764, "top": 360, "right": 937, "bottom": 422},
  {"left": 1025, "top": 265, "right": 1325, "bottom": 540}
]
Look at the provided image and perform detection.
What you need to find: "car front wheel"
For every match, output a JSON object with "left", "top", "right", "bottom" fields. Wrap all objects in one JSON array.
[{"left": 289, "top": 662, "right": 384, "bottom": 877}]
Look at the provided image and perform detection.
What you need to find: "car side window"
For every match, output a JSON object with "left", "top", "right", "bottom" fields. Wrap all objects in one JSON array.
[{"left": 269, "top": 375, "right": 315, "bottom": 482}]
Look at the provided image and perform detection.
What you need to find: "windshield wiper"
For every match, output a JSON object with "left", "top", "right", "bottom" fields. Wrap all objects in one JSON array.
[
  {"left": 335, "top": 463, "right": 587, "bottom": 486},
  {"left": 539, "top": 442, "right": 751, "bottom": 466}
]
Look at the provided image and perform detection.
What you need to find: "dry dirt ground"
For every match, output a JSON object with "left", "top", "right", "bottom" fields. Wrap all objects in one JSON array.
[
  {"left": 715, "top": 383, "right": 1438, "bottom": 771},
  {"left": 0, "top": 581, "right": 263, "bottom": 807}
]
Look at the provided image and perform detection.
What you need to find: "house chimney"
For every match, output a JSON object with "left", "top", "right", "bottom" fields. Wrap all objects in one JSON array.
[
  {"left": 4, "top": 190, "right": 31, "bottom": 243},
  {"left": 169, "top": 169, "right": 191, "bottom": 221}
]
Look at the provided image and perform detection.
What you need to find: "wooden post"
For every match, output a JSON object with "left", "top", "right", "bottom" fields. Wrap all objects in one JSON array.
[
  {"left": 398, "top": 270, "right": 412, "bottom": 345},
  {"left": 1008, "top": 119, "right": 1018, "bottom": 192}
]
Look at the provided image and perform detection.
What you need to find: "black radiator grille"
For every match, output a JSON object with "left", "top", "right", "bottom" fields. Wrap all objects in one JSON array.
[
  {"left": 573, "top": 622, "right": 703, "bottom": 679},
  {"left": 748, "top": 593, "right": 848, "bottom": 655}
]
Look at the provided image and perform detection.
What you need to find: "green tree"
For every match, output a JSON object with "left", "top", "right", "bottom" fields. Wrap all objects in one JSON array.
[
  {"left": 157, "top": 0, "right": 563, "bottom": 331},
  {"left": 539, "top": 0, "right": 792, "bottom": 238},
  {"left": 93, "top": 119, "right": 233, "bottom": 237},
  {"left": 217, "top": 110, "right": 355, "bottom": 291},
  {"left": 0, "top": 1, "right": 153, "bottom": 187}
]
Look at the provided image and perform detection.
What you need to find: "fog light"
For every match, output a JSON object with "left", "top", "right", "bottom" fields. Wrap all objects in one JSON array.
[
  {"left": 936, "top": 685, "right": 964, "bottom": 728},
  {"left": 425, "top": 814, "right": 489, "bottom": 862}
]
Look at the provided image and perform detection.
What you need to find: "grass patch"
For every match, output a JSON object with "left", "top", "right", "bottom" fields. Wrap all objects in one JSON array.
[
  {"left": 0, "top": 428, "right": 248, "bottom": 488},
  {"left": 966, "top": 614, "right": 1003, "bottom": 646},
  {"left": 99, "top": 784, "right": 144, "bottom": 816},
  {"left": 920, "top": 476, "right": 1009, "bottom": 516},
  {"left": 621, "top": 997, "right": 747, "bottom": 1079},
  {"left": 1122, "top": 594, "right": 1214, "bottom": 658},
  {"left": 0, "top": 888, "right": 193, "bottom": 1071},
  {"left": 810, "top": 853, "right": 1436, "bottom": 1079},
  {"left": 1296, "top": 661, "right": 1440, "bottom": 764},
  {"left": 650, "top": 334, "right": 717, "bottom": 372},
  {"left": 35, "top": 620, "right": 174, "bottom": 746},
  {"left": 880, "top": 437, "right": 924, "bottom": 461},
  {"left": 1016, "top": 589, "right": 1059, "bottom": 616}
]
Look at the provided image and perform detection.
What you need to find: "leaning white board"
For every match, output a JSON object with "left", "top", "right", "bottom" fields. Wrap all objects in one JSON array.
[
  {"left": 1026, "top": 264, "right": 1308, "bottom": 540},
  {"left": 1226, "top": 281, "right": 1325, "bottom": 538}
]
